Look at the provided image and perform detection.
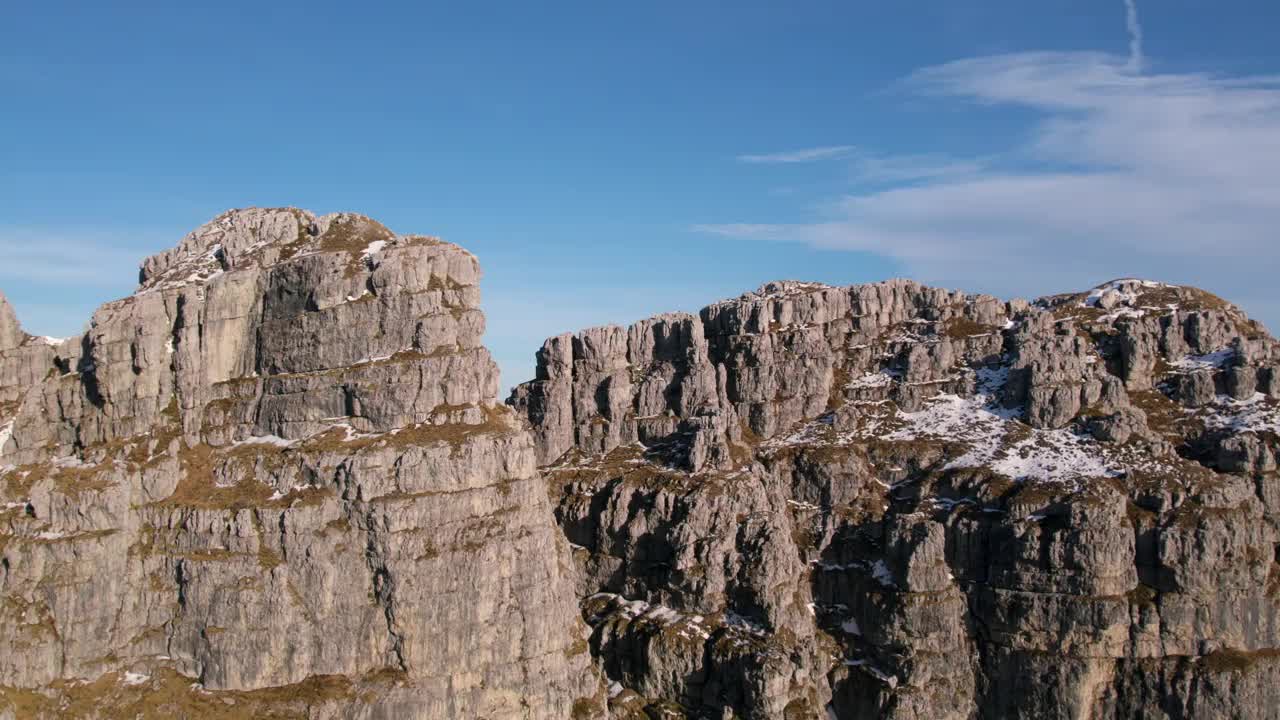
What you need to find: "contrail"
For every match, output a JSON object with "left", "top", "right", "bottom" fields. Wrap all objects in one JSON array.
[{"left": 1124, "top": 0, "right": 1144, "bottom": 72}]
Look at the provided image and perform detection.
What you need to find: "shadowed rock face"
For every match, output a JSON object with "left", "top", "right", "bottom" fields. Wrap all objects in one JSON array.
[
  {"left": 0, "top": 208, "right": 604, "bottom": 718},
  {"left": 509, "top": 278, "right": 1280, "bottom": 719}
]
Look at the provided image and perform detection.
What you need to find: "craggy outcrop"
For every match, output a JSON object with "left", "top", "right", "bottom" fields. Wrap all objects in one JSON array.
[
  {"left": 7, "top": 212, "right": 1279, "bottom": 720},
  {"left": 0, "top": 208, "right": 604, "bottom": 719},
  {"left": 510, "top": 278, "right": 1280, "bottom": 719}
]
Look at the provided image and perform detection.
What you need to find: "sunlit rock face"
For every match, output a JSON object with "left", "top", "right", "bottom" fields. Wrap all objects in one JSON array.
[
  {"left": 511, "top": 277, "right": 1280, "bottom": 719},
  {"left": 5, "top": 207, "right": 1279, "bottom": 719},
  {"left": 0, "top": 208, "right": 604, "bottom": 719}
]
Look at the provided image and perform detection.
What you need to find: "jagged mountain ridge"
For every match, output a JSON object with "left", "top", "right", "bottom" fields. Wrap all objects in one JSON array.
[
  {"left": 0, "top": 208, "right": 1277, "bottom": 719},
  {"left": 507, "top": 278, "right": 1280, "bottom": 717}
]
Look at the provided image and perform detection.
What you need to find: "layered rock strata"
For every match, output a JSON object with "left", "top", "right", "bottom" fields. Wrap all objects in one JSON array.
[
  {"left": 6, "top": 208, "right": 1279, "bottom": 719},
  {"left": 510, "top": 278, "right": 1280, "bottom": 719},
  {"left": 0, "top": 208, "right": 604, "bottom": 719}
]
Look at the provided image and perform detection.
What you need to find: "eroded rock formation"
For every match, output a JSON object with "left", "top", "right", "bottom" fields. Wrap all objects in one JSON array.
[
  {"left": 0, "top": 208, "right": 603, "bottom": 718},
  {"left": 5, "top": 209, "right": 1279, "bottom": 719},
  {"left": 510, "top": 278, "right": 1280, "bottom": 719}
]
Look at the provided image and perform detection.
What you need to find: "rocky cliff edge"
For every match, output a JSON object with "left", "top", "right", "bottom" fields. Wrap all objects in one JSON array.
[
  {"left": 509, "top": 278, "right": 1280, "bottom": 718},
  {"left": 0, "top": 208, "right": 605, "bottom": 719}
]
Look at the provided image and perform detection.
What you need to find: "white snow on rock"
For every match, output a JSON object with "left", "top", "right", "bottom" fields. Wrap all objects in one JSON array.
[
  {"left": 361, "top": 239, "right": 388, "bottom": 260},
  {"left": 231, "top": 434, "right": 293, "bottom": 448},
  {"left": 1083, "top": 279, "right": 1167, "bottom": 308},
  {"left": 0, "top": 420, "right": 13, "bottom": 457},
  {"left": 589, "top": 592, "right": 714, "bottom": 641},
  {"left": 1202, "top": 393, "right": 1280, "bottom": 435},
  {"left": 1078, "top": 279, "right": 1179, "bottom": 321},
  {"left": 869, "top": 560, "right": 896, "bottom": 589},
  {"left": 122, "top": 671, "right": 149, "bottom": 686},
  {"left": 847, "top": 372, "right": 894, "bottom": 389},
  {"left": 769, "top": 362, "right": 1119, "bottom": 485},
  {"left": 886, "top": 389, "right": 1118, "bottom": 484},
  {"left": 744, "top": 281, "right": 832, "bottom": 302},
  {"left": 845, "top": 658, "right": 899, "bottom": 688},
  {"left": 267, "top": 483, "right": 314, "bottom": 501},
  {"left": 1172, "top": 348, "right": 1235, "bottom": 372}
]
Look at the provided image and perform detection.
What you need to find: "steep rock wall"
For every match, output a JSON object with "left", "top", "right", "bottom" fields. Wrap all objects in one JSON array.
[
  {"left": 511, "top": 279, "right": 1280, "bottom": 719},
  {"left": 0, "top": 208, "right": 604, "bottom": 719}
]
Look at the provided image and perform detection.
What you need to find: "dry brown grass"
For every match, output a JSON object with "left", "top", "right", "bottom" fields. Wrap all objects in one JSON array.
[
  {"left": 945, "top": 316, "right": 997, "bottom": 339},
  {"left": 1198, "top": 648, "right": 1280, "bottom": 674},
  {"left": 315, "top": 215, "right": 396, "bottom": 278},
  {"left": 1128, "top": 389, "right": 1193, "bottom": 438},
  {"left": 300, "top": 404, "right": 515, "bottom": 457},
  {"left": 0, "top": 666, "right": 366, "bottom": 720}
]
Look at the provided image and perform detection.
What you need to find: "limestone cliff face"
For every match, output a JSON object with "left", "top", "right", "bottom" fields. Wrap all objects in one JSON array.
[
  {"left": 510, "top": 279, "right": 1280, "bottom": 719},
  {"left": 0, "top": 208, "right": 603, "bottom": 718},
  {"left": 5, "top": 211, "right": 1279, "bottom": 720}
]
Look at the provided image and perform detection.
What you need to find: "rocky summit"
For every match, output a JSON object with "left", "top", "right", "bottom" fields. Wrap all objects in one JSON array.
[{"left": 1, "top": 209, "right": 1278, "bottom": 720}]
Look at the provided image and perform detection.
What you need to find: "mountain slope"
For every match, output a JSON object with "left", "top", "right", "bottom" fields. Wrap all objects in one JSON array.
[
  {"left": 0, "top": 208, "right": 603, "bottom": 718},
  {"left": 509, "top": 278, "right": 1280, "bottom": 718},
  {"left": 3, "top": 208, "right": 1277, "bottom": 719}
]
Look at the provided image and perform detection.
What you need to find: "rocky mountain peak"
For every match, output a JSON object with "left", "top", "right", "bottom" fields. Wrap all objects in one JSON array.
[
  {"left": 0, "top": 208, "right": 601, "bottom": 717},
  {"left": 508, "top": 274, "right": 1280, "bottom": 717},
  {"left": 135, "top": 207, "right": 455, "bottom": 294},
  {"left": 0, "top": 291, "right": 23, "bottom": 353},
  {"left": 3, "top": 208, "right": 1279, "bottom": 718}
]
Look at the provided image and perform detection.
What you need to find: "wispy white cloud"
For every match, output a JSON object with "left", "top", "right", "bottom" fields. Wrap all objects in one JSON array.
[
  {"left": 0, "top": 231, "right": 149, "bottom": 286},
  {"left": 741, "top": 145, "right": 984, "bottom": 184},
  {"left": 701, "top": 51, "right": 1280, "bottom": 331},
  {"left": 848, "top": 151, "right": 986, "bottom": 185},
  {"left": 1124, "top": 0, "right": 1144, "bottom": 72},
  {"left": 738, "top": 145, "right": 856, "bottom": 164}
]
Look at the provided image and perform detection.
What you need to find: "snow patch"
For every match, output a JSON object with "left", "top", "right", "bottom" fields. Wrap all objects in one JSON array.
[
  {"left": 0, "top": 420, "right": 13, "bottom": 457},
  {"left": 886, "top": 385, "right": 1118, "bottom": 484},
  {"left": 723, "top": 612, "right": 768, "bottom": 637},
  {"left": 592, "top": 593, "right": 714, "bottom": 641},
  {"left": 1172, "top": 348, "right": 1235, "bottom": 372},
  {"left": 1202, "top": 393, "right": 1280, "bottom": 435},
  {"left": 1083, "top": 279, "right": 1167, "bottom": 307},
  {"left": 844, "top": 658, "right": 899, "bottom": 688},
  {"left": 122, "top": 672, "right": 149, "bottom": 686},
  {"left": 232, "top": 435, "right": 293, "bottom": 448},
  {"left": 267, "top": 483, "right": 313, "bottom": 501},
  {"left": 847, "top": 371, "right": 893, "bottom": 389},
  {"left": 869, "top": 560, "right": 896, "bottom": 589}
]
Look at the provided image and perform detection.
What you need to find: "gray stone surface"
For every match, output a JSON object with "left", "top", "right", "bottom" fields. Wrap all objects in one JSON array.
[
  {"left": 6, "top": 209, "right": 1279, "bottom": 720},
  {"left": 0, "top": 294, "right": 23, "bottom": 353},
  {"left": 0, "top": 208, "right": 605, "bottom": 719},
  {"left": 511, "top": 277, "right": 1280, "bottom": 719}
]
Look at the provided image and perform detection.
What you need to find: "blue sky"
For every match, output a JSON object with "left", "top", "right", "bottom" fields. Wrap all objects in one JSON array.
[{"left": 4, "top": 1, "right": 1279, "bottom": 389}]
